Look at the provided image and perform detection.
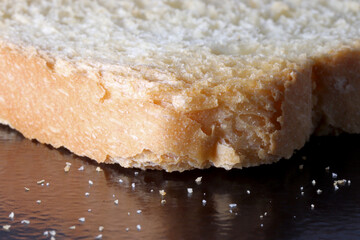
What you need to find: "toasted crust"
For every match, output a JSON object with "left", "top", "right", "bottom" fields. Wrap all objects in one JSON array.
[{"left": 2, "top": 41, "right": 359, "bottom": 171}]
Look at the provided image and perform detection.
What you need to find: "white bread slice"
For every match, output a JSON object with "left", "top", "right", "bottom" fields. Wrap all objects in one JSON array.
[{"left": 0, "top": 0, "right": 359, "bottom": 171}]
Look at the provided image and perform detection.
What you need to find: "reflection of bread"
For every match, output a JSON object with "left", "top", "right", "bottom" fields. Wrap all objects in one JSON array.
[{"left": 0, "top": 1, "right": 359, "bottom": 171}]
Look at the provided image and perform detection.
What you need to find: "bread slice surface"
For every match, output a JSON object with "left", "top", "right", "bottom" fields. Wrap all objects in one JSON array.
[{"left": 0, "top": 0, "right": 359, "bottom": 171}]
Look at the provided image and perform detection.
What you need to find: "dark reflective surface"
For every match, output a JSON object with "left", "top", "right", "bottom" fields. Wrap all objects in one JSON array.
[{"left": 0, "top": 124, "right": 359, "bottom": 240}]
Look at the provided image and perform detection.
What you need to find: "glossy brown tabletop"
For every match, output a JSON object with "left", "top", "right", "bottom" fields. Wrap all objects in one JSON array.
[{"left": 0, "top": 124, "right": 359, "bottom": 240}]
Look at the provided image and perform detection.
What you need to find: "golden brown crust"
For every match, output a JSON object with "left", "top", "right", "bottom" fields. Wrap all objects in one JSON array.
[{"left": 0, "top": 42, "right": 360, "bottom": 171}]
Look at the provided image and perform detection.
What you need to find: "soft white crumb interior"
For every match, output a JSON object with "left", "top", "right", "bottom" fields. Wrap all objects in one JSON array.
[{"left": 0, "top": 0, "right": 359, "bottom": 67}]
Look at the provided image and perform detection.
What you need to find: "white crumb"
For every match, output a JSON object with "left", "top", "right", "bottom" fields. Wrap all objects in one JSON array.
[
  {"left": 99, "top": 226, "right": 104, "bottom": 232},
  {"left": 114, "top": 199, "right": 119, "bottom": 205},
  {"left": 9, "top": 212, "right": 14, "bottom": 219},
  {"left": 312, "top": 180, "right": 316, "bottom": 186},
  {"left": 3, "top": 225, "right": 11, "bottom": 231},
  {"left": 37, "top": 180, "right": 45, "bottom": 185},
  {"left": 229, "top": 203, "right": 237, "bottom": 208},
  {"left": 195, "top": 176, "right": 202, "bottom": 184},
  {"left": 78, "top": 166, "right": 84, "bottom": 171},
  {"left": 64, "top": 164, "right": 70, "bottom": 173},
  {"left": 96, "top": 167, "right": 102, "bottom": 172},
  {"left": 136, "top": 224, "right": 141, "bottom": 231},
  {"left": 89, "top": 180, "right": 94, "bottom": 185},
  {"left": 21, "top": 220, "right": 30, "bottom": 224},
  {"left": 79, "top": 217, "right": 85, "bottom": 222}
]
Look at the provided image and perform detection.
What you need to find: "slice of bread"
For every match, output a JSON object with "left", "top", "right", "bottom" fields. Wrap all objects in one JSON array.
[{"left": 0, "top": 0, "right": 359, "bottom": 171}]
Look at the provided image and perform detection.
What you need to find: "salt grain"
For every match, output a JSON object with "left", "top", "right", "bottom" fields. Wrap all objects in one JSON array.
[
  {"left": 264, "top": 212, "right": 268, "bottom": 216},
  {"left": 95, "top": 234, "right": 103, "bottom": 239},
  {"left": 325, "top": 166, "right": 330, "bottom": 172},
  {"left": 85, "top": 192, "right": 90, "bottom": 197},
  {"left": 348, "top": 180, "right": 351, "bottom": 186},
  {"left": 9, "top": 212, "right": 14, "bottom": 219},
  {"left": 78, "top": 166, "right": 84, "bottom": 171},
  {"left": 316, "top": 189, "right": 322, "bottom": 195},
  {"left": 299, "top": 165, "right": 304, "bottom": 170},
  {"left": 187, "top": 188, "right": 193, "bottom": 194},
  {"left": 161, "top": 199, "right": 166, "bottom": 205},
  {"left": 311, "top": 204, "right": 315, "bottom": 210},
  {"left": 69, "top": 226, "right": 76, "bottom": 230},
  {"left": 44, "top": 231, "right": 49, "bottom": 236},
  {"left": 118, "top": 179, "right": 123, "bottom": 183},
  {"left": 332, "top": 173, "right": 338, "bottom": 179},
  {"left": 88, "top": 209, "right": 92, "bottom": 212},
  {"left": 159, "top": 190, "right": 166, "bottom": 196},
  {"left": 136, "top": 224, "right": 141, "bottom": 231},
  {"left": 301, "top": 191, "right": 304, "bottom": 196},
  {"left": 134, "top": 171, "right": 139, "bottom": 176},
  {"left": 246, "top": 190, "right": 251, "bottom": 194},
  {"left": 202, "top": 199, "right": 207, "bottom": 206},
  {"left": 89, "top": 180, "right": 94, "bottom": 185},
  {"left": 79, "top": 217, "right": 85, "bottom": 222},
  {"left": 125, "top": 228, "right": 129, "bottom": 232},
  {"left": 114, "top": 199, "right": 119, "bottom": 205},
  {"left": 36, "top": 200, "right": 41, "bottom": 204},
  {"left": 137, "top": 210, "right": 142, "bottom": 214},
  {"left": 99, "top": 226, "right": 104, "bottom": 232},
  {"left": 96, "top": 167, "right": 102, "bottom": 172},
  {"left": 49, "top": 230, "right": 56, "bottom": 236},
  {"left": 24, "top": 187, "right": 30, "bottom": 191},
  {"left": 131, "top": 183, "right": 136, "bottom": 189}
]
